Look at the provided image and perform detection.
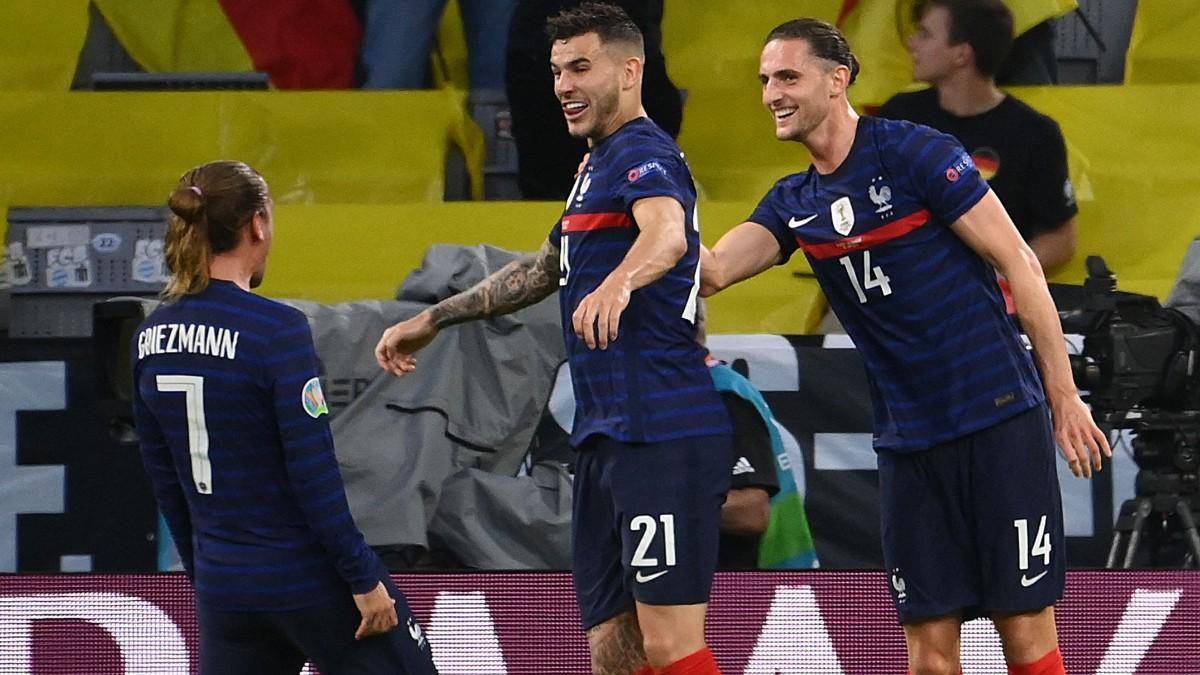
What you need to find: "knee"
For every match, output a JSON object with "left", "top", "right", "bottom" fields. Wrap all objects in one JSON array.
[
  {"left": 908, "top": 649, "right": 959, "bottom": 675},
  {"left": 640, "top": 630, "right": 694, "bottom": 668}
]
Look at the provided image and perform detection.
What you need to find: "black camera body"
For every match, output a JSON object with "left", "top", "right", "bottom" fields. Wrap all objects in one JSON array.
[
  {"left": 1064, "top": 257, "right": 1200, "bottom": 566},
  {"left": 1064, "top": 256, "right": 1200, "bottom": 414}
]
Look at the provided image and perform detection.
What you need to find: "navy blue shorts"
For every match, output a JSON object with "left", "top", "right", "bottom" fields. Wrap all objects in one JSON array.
[
  {"left": 878, "top": 404, "right": 1065, "bottom": 624},
  {"left": 572, "top": 433, "right": 733, "bottom": 629},
  {"left": 198, "top": 573, "right": 437, "bottom": 675}
]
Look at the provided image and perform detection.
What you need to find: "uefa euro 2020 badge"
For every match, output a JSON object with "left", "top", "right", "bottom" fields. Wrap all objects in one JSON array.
[{"left": 302, "top": 377, "right": 330, "bottom": 419}]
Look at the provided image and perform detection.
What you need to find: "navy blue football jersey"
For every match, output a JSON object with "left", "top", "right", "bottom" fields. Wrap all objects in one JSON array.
[
  {"left": 132, "top": 280, "right": 382, "bottom": 611},
  {"left": 750, "top": 116, "right": 1044, "bottom": 451},
  {"left": 549, "top": 117, "right": 730, "bottom": 446}
]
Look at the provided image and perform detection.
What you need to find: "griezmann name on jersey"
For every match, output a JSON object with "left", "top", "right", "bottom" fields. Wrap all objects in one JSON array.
[
  {"left": 132, "top": 280, "right": 382, "bottom": 611},
  {"left": 549, "top": 118, "right": 730, "bottom": 447},
  {"left": 750, "top": 116, "right": 1044, "bottom": 452}
]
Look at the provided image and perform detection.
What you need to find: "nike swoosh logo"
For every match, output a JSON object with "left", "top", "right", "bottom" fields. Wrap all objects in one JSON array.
[
  {"left": 1020, "top": 571, "right": 1048, "bottom": 587},
  {"left": 788, "top": 214, "right": 818, "bottom": 229},
  {"left": 635, "top": 569, "right": 669, "bottom": 583}
]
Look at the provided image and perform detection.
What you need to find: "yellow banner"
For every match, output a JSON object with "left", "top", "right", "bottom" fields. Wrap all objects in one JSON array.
[
  {"left": 93, "top": 0, "right": 253, "bottom": 73},
  {"left": 1017, "top": 84, "right": 1200, "bottom": 296},
  {"left": 0, "top": 1, "right": 90, "bottom": 90},
  {"left": 0, "top": 90, "right": 483, "bottom": 227},
  {"left": 1125, "top": 2, "right": 1200, "bottom": 84},
  {"left": 257, "top": 201, "right": 820, "bottom": 335}
]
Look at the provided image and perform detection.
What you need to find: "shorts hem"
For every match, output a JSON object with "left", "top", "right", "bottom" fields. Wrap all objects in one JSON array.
[{"left": 581, "top": 601, "right": 636, "bottom": 631}]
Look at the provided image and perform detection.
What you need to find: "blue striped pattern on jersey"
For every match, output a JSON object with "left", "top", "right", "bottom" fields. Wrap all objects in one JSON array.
[
  {"left": 132, "top": 280, "right": 381, "bottom": 611},
  {"left": 750, "top": 116, "right": 1044, "bottom": 451},
  {"left": 549, "top": 117, "right": 730, "bottom": 446}
]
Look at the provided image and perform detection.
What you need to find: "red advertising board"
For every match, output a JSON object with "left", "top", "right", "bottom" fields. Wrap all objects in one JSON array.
[{"left": 2, "top": 571, "right": 1197, "bottom": 673}]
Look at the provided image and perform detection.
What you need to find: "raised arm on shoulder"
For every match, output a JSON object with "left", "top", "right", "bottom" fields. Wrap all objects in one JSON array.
[
  {"left": 701, "top": 222, "right": 782, "bottom": 296},
  {"left": 374, "top": 238, "right": 560, "bottom": 376},
  {"left": 949, "top": 190, "right": 1110, "bottom": 476}
]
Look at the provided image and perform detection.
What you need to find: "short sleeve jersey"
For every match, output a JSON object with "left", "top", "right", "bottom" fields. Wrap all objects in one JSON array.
[
  {"left": 879, "top": 89, "right": 1077, "bottom": 241},
  {"left": 132, "top": 280, "right": 381, "bottom": 611},
  {"left": 750, "top": 116, "right": 1044, "bottom": 452},
  {"left": 548, "top": 117, "right": 730, "bottom": 446}
]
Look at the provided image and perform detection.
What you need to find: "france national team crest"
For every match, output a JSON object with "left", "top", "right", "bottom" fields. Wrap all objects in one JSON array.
[
  {"left": 869, "top": 177, "right": 893, "bottom": 215},
  {"left": 831, "top": 196, "right": 855, "bottom": 235},
  {"left": 301, "top": 377, "right": 329, "bottom": 418}
]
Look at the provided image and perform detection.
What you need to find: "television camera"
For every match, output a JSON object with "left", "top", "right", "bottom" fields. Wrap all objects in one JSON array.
[{"left": 1061, "top": 256, "right": 1200, "bottom": 568}]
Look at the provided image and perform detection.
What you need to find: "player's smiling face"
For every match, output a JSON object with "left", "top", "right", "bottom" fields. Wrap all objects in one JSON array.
[
  {"left": 760, "top": 38, "right": 839, "bottom": 142},
  {"left": 551, "top": 32, "right": 623, "bottom": 142}
]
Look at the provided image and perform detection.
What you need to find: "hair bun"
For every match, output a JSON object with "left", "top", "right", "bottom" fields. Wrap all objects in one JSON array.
[{"left": 168, "top": 184, "right": 206, "bottom": 224}]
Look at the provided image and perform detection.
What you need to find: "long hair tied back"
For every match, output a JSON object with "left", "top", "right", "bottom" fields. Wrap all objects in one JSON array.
[{"left": 163, "top": 160, "right": 269, "bottom": 301}]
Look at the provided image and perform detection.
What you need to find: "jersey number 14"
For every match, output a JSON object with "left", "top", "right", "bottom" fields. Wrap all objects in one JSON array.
[{"left": 839, "top": 251, "right": 892, "bottom": 303}]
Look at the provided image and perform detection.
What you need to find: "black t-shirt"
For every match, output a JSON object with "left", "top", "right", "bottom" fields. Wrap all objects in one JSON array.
[
  {"left": 878, "top": 88, "right": 1077, "bottom": 241},
  {"left": 717, "top": 393, "right": 781, "bottom": 570}
]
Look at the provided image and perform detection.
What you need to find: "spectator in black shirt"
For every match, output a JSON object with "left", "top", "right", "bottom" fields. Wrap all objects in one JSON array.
[{"left": 879, "top": 0, "right": 1078, "bottom": 274}]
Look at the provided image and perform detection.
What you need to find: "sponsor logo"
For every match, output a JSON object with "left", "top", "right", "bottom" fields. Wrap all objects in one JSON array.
[
  {"left": 635, "top": 569, "right": 670, "bottom": 583},
  {"left": 788, "top": 214, "right": 818, "bottom": 229},
  {"left": 301, "top": 377, "right": 329, "bottom": 419},
  {"left": 1020, "top": 571, "right": 1049, "bottom": 587},
  {"left": 945, "top": 167, "right": 960, "bottom": 182},
  {"left": 831, "top": 196, "right": 855, "bottom": 235},
  {"left": 732, "top": 457, "right": 755, "bottom": 475},
  {"left": 627, "top": 160, "right": 665, "bottom": 183}
]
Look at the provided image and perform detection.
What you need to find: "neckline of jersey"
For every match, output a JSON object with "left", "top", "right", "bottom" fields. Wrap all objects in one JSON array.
[
  {"left": 593, "top": 115, "right": 652, "bottom": 149},
  {"left": 814, "top": 115, "right": 869, "bottom": 181}
]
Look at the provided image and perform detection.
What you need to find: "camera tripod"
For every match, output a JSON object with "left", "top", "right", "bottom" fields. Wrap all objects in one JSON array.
[{"left": 1106, "top": 492, "right": 1200, "bottom": 568}]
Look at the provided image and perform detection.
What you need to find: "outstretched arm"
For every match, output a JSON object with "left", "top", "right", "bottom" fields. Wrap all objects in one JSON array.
[
  {"left": 701, "top": 222, "right": 782, "bottom": 296},
  {"left": 950, "top": 190, "right": 1110, "bottom": 477},
  {"left": 375, "top": 239, "right": 560, "bottom": 376}
]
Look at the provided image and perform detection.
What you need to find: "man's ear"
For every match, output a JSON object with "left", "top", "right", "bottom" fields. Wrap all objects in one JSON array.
[
  {"left": 249, "top": 212, "right": 268, "bottom": 243},
  {"left": 829, "top": 64, "right": 851, "bottom": 97},
  {"left": 623, "top": 55, "right": 644, "bottom": 91}
]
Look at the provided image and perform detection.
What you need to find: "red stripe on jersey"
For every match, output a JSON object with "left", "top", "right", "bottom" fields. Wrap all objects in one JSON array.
[
  {"left": 799, "top": 209, "right": 930, "bottom": 259},
  {"left": 562, "top": 212, "right": 633, "bottom": 233}
]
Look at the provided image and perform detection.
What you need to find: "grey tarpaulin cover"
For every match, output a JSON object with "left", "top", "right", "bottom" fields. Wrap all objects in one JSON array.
[
  {"left": 283, "top": 244, "right": 569, "bottom": 567},
  {"left": 1165, "top": 235, "right": 1200, "bottom": 325}
]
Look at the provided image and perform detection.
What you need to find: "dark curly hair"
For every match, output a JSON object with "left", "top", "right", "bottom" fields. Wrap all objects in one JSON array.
[{"left": 545, "top": 2, "right": 644, "bottom": 58}]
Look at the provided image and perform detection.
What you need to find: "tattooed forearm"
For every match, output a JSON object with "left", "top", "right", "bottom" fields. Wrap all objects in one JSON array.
[{"left": 428, "top": 240, "right": 560, "bottom": 328}]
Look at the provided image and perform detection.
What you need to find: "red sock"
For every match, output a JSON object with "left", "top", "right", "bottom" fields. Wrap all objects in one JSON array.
[
  {"left": 1008, "top": 647, "right": 1065, "bottom": 675},
  {"left": 655, "top": 646, "right": 720, "bottom": 675},
  {"left": 633, "top": 667, "right": 654, "bottom": 675}
]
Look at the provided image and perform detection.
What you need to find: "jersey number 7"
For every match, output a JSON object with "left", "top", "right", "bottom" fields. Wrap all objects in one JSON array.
[{"left": 156, "top": 375, "right": 213, "bottom": 494}]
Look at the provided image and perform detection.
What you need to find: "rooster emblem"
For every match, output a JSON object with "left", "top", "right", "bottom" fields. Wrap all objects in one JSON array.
[{"left": 869, "top": 182, "right": 893, "bottom": 214}]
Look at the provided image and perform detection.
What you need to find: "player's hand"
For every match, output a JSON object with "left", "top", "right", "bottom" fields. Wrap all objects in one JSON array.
[
  {"left": 572, "top": 277, "right": 631, "bottom": 350},
  {"left": 375, "top": 310, "right": 439, "bottom": 377},
  {"left": 352, "top": 581, "right": 398, "bottom": 640},
  {"left": 1051, "top": 394, "right": 1111, "bottom": 478}
]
